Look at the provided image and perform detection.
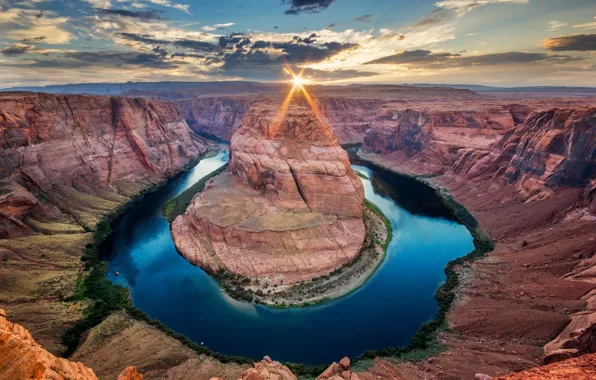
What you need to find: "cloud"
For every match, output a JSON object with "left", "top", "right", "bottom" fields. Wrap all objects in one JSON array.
[
  {"left": 146, "top": 0, "right": 191, "bottom": 14},
  {"left": 118, "top": 32, "right": 220, "bottom": 52},
  {"left": 365, "top": 49, "right": 578, "bottom": 67},
  {"left": 203, "top": 22, "right": 235, "bottom": 31},
  {"left": 412, "top": 0, "right": 528, "bottom": 29},
  {"left": 544, "top": 34, "right": 596, "bottom": 51},
  {"left": 548, "top": 21, "right": 568, "bottom": 32},
  {"left": 434, "top": 0, "right": 529, "bottom": 13},
  {"left": 1, "top": 44, "right": 32, "bottom": 57},
  {"left": 353, "top": 14, "right": 373, "bottom": 23},
  {"left": 93, "top": 8, "right": 164, "bottom": 20},
  {"left": 10, "top": 50, "right": 179, "bottom": 69},
  {"left": 365, "top": 49, "right": 458, "bottom": 65},
  {"left": 573, "top": 17, "right": 596, "bottom": 31},
  {"left": 0, "top": 8, "right": 71, "bottom": 44},
  {"left": 283, "top": 0, "right": 335, "bottom": 15}
]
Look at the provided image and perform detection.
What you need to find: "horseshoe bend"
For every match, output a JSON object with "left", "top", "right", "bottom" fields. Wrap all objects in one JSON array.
[
  {"left": 2, "top": 2, "right": 596, "bottom": 374},
  {"left": 170, "top": 99, "right": 381, "bottom": 303}
]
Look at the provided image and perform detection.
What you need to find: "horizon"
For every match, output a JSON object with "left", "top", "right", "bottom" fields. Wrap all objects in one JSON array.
[{"left": 1, "top": 0, "right": 595, "bottom": 88}]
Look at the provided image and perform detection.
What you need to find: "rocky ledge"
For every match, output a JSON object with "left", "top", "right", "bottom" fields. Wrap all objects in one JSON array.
[
  {"left": 0, "top": 308, "right": 141, "bottom": 380},
  {"left": 172, "top": 99, "right": 367, "bottom": 293}
]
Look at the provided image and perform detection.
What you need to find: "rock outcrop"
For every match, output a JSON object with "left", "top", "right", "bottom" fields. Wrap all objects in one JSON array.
[
  {"left": 486, "top": 108, "right": 596, "bottom": 201},
  {"left": 0, "top": 308, "right": 142, "bottom": 380},
  {"left": 0, "top": 92, "right": 206, "bottom": 236},
  {"left": 172, "top": 99, "right": 365, "bottom": 285},
  {"left": 239, "top": 356, "right": 296, "bottom": 380},
  {"left": 317, "top": 357, "right": 360, "bottom": 380}
]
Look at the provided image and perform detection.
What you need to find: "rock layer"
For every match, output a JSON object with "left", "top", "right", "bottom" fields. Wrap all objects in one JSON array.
[
  {"left": 487, "top": 108, "right": 596, "bottom": 201},
  {"left": 0, "top": 92, "right": 206, "bottom": 237},
  {"left": 176, "top": 96, "right": 253, "bottom": 141},
  {"left": 172, "top": 99, "right": 365, "bottom": 285}
]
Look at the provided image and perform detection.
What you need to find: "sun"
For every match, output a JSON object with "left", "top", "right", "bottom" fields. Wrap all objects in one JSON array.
[{"left": 292, "top": 74, "right": 309, "bottom": 86}]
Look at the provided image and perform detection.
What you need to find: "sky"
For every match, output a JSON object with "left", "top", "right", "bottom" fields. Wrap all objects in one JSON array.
[{"left": 0, "top": 0, "right": 595, "bottom": 87}]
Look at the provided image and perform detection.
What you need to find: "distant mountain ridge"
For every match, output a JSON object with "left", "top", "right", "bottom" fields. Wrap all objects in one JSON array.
[{"left": 3, "top": 80, "right": 596, "bottom": 96}]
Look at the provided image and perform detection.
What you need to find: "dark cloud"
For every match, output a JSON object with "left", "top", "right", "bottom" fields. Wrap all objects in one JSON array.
[
  {"left": 326, "top": 23, "right": 338, "bottom": 29},
  {"left": 543, "top": 34, "right": 596, "bottom": 51},
  {"left": 118, "top": 33, "right": 170, "bottom": 45},
  {"left": 174, "top": 39, "right": 219, "bottom": 52},
  {"left": 22, "top": 36, "right": 46, "bottom": 43},
  {"left": 283, "top": 0, "right": 335, "bottom": 15},
  {"left": 170, "top": 52, "right": 205, "bottom": 59},
  {"left": 10, "top": 51, "right": 178, "bottom": 69},
  {"left": 252, "top": 40, "right": 272, "bottom": 49},
  {"left": 365, "top": 50, "right": 579, "bottom": 67},
  {"left": 353, "top": 14, "right": 373, "bottom": 23},
  {"left": 365, "top": 50, "right": 459, "bottom": 65},
  {"left": 272, "top": 40, "right": 358, "bottom": 63},
  {"left": 93, "top": 8, "right": 164, "bottom": 20},
  {"left": 63, "top": 51, "right": 175, "bottom": 68},
  {"left": 1, "top": 45, "right": 32, "bottom": 57},
  {"left": 218, "top": 33, "right": 251, "bottom": 50},
  {"left": 118, "top": 33, "right": 219, "bottom": 52},
  {"left": 294, "top": 33, "right": 318, "bottom": 44}
]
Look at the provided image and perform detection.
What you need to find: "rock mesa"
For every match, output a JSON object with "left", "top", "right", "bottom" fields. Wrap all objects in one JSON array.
[{"left": 172, "top": 99, "right": 365, "bottom": 285}]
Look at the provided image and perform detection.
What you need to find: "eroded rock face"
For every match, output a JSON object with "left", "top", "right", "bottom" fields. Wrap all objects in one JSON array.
[
  {"left": 0, "top": 92, "right": 205, "bottom": 191},
  {"left": 294, "top": 96, "right": 385, "bottom": 145},
  {"left": 363, "top": 108, "right": 434, "bottom": 156},
  {"left": 229, "top": 101, "right": 364, "bottom": 218},
  {"left": 488, "top": 108, "right": 596, "bottom": 201},
  {"left": 0, "top": 92, "right": 206, "bottom": 236},
  {"left": 176, "top": 96, "right": 253, "bottom": 141},
  {"left": 172, "top": 100, "right": 365, "bottom": 285}
]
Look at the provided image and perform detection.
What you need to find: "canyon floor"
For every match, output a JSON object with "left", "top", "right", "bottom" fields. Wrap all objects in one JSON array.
[{"left": 1, "top": 86, "right": 595, "bottom": 379}]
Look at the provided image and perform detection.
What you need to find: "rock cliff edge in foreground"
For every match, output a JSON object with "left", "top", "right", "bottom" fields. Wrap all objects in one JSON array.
[{"left": 172, "top": 99, "right": 365, "bottom": 285}]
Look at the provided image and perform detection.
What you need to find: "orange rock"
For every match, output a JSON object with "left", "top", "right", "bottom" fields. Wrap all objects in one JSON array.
[
  {"left": 172, "top": 99, "right": 365, "bottom": 285},
  {"left": 117, "top": 366, "right": 143, "bottom": 380},
  {"left": 0, "top": 309, "right": 98, "bottom": 380},
  {"left": 239, "top": 356, "right": 296, "bottom": 380}
]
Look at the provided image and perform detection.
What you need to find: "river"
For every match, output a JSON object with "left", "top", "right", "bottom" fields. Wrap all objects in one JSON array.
[{"left": 104, "top": 150, "right": 474, "bottom": 365}]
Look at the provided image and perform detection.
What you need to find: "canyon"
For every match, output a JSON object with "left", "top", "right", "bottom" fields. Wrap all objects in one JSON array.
[
  {"left": 0, "top": 91, "right": 208, "bottom": 356},
  {"left": 0, "top": 85, "right": 595, "bottom": 379}
]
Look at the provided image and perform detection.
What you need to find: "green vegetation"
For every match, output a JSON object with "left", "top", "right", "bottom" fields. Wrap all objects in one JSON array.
[
  {"left": 355, "top": 170, "right": 369, "bottom": 180},
  {"left": 164, "top": 164, "right": 228, "bottom": 223},
  {"left": 364, "top": 199, "right": 392, "bottom": 250}
]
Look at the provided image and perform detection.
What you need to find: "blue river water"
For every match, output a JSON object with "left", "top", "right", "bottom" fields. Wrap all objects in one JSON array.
[{"left": 104, "top": 150, "right": 474, "bottom": 365}]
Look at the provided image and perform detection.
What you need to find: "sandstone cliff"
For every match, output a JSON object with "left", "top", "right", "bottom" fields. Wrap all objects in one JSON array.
[
  {"left": 0, "top": 92, "right": 207, "bottom": 357},
  {"left": 176, "top": 96, "right": 253, "bottom": 141},
  {"left": 485, "top": 108, "right": 596, "bottom": 201},
  {"left": 175, "top": 95, "right": 384, "bottom": 145},
  {"left": 0, "top": 308, "right": 141, "bottom": 380},
  {"left": 172, "top": 99, "right": 365, "bottom": 285},
  {"left": 0, "top": 92, "right": 206, "bottom": 236}
]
